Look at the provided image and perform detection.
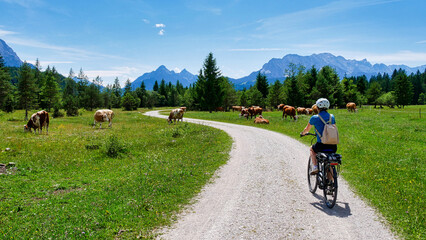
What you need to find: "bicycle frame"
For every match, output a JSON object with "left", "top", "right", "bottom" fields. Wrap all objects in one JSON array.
[{"left": 302, "top": 132, "right": 342, "bottom": 208}]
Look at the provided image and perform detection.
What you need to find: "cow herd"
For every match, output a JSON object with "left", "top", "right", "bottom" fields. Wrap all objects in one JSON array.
[{"left": 22, "top": 102, "right": 357, "bottom": 134}]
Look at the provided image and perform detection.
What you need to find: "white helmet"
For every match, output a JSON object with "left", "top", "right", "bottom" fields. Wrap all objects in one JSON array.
[{"left": 316, "top": 98, "right": 330, "bottom": 109}]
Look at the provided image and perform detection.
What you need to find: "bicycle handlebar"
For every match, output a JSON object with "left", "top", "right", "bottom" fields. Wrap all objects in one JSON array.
[{"left": 300, "top": 132, "right": 316, "bottom": 137}]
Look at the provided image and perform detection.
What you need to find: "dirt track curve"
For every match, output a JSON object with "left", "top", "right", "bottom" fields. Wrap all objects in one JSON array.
[{"left": 145, "top": 110, "right": 396, "bottom": 240}]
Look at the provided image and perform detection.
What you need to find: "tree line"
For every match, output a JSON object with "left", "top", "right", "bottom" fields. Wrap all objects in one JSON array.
[{"left": 0, "top": 53, "right": 424, "bottom": 120}]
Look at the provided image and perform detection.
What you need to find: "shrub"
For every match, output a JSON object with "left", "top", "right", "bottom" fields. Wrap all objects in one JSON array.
[{"left": 104, "top": 135, "right": 126, "bottom": 158}]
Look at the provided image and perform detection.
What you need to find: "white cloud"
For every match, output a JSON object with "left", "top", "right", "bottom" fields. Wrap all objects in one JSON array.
[
  {"left": 158, "top": 29, "right": 165, "bottom": 36},
  {"left": 155, "top": 23, "right": 166, "bottom": 28},
  {"left": 0, "top": 28, "right": 17, "bottom": 37},
  {"left": 84, "top": 66, "right": 141, "bottom": 85},
  {"left": 26, "top": 60, "right": 73, "bottom": 66},
  {"left": 416, "top": 40, "right": 426, "bottom": 44},
  {"left": 143, "top": 19, "right": 150, "bottom": 24},
  {"left": 6, "top": 37, "right": 125, "bottom": 61}
]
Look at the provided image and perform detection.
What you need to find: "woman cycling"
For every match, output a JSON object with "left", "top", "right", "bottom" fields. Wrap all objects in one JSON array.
[{"left": 300, "top": 98, "right": 337, "bottom": 175}]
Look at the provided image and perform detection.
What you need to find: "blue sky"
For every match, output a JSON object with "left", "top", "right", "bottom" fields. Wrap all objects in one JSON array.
[{"left": 1, "top": 0, "right": 425, "bottom": 85}]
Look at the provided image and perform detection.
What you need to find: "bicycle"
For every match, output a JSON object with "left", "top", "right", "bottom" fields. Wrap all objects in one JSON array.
[{"left": 301, "top": 133, "right": 342, "bottom": 208}]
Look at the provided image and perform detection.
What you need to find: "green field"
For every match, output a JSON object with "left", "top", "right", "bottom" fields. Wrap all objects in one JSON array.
[
  {"left": 0, "top": 109, "right": 232, "bottom": 239},
  {"left": 183, "top": 106, "right": 426, "bottom": 240}
]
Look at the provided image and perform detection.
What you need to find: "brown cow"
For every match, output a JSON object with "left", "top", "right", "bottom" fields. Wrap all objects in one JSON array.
[
  {"left": 296, "top": 107, "right": 307, "bottom": 115},
  {"left": 94, "top": 109, "right": 114, "bottom": 128},
  {"left": 312, "top": 104, "right": 319, "bottom": 114},
  {"left": 168, "top": 108, "right": 184, "bottom": 124},
  {"left": 232, "top": 106, "right": 243, "bottom": 112},
  {"left": 215, "top": 107, "right": 224, "bottom": 112},
  {"left": 346, "top": 102, "right": 357, "bottom": 112},
  {"left": 180, "top": 106, "right": 187, "bottom": 112},
  {"left": 306, "top": 108, "right": 313, "bottom": 115},
  {"left": 240, "top": 108, "right": 250, "bottom": 119},
  {"left": 248, "top": 107, "right": 263, "bottom": 119},
  {"left": 254, "top": 115, "right": 269, "bottom": 124},
  {"left": 24, "top": 110, "right": 50, "bottom": 134},
  {"left": 282, "top": 106, "right": 296, "bottom": 120},
  {"left": 277, "top": 104, "right": 285, "bottom": 110}
]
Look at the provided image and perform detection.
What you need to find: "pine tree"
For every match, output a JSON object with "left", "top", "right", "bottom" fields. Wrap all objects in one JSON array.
[
  {"left": 267, "top": 80, "right": 283, "bottom": 109},
  {"left": 40, "top": 68, "right": 61, "bottom": 112},
  {"left": 196, "top": 52, "right": 223, "bottom": 112},
  {"left": 63, "top": 78, "right": 79, "bottom": 116},
  {"left": 112, "top": 77, "right": 122, "bottom": 108},
  {"left": 18, "top": 62, "right": 38, "bottom": 120},
  {"left": 221, "top": 77, "right": 237, "bottom": 110},
  {"left": 124, "top": 79, "right": 132, "bottom": 95},
  {"left": 394, "top": 72, "right": 414, "bottom": 108},
  {"left": 366, "top": 82, "right": 382, "bottom": 107},
  {"left": 153, "top": 80, "right": 159, "bottom": 92},
  {"left": 0, "top": 55, "right": 12, "bottom": 111},
  {"left": 255, "top": 72, "right": 269, "bottom": 99}
]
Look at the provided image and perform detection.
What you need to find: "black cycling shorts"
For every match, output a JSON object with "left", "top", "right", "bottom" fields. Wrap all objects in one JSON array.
[{"left": 312, "top": 142, "right": 337, "bottom": 153}]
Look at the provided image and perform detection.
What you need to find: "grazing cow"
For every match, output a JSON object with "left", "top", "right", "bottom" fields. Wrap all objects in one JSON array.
[
  {"left": 168, "top": 108, "right": 184, "bottom": 124},
  {"left": 306, "top": 108, "right": 313, "bottom": 115},
  {"left": 24, "top": 110, "right": 50, "bottom": 134},
  {"left": 282, "top": 106, "right": 296, "bottom": 120},
  {"left": 296, "top": 107, "right": 307, "bottom": 115},
  {"left": 312, "top": 104, "right": 319, "bottom": 114},
  {"left": 180, "top": 106, "right": 187, "bottom": 112},
  {"left": 254, "top": 115, "right": 269, "bottom": 124},
  {"left": 277, "top": 104, "right": 285, "bottom": 110},
  {"left": 240, "top": 108, "right": 250, "bottom": 119},
  {"left": 232, "top": 106, "right": 243, "bottom": 112},
  {"left": 215, "top": 107, "right": 224, "bottom": 112},
  {"left": 248, "top": 107, "right": 263, "bottom": 119},
  {"left": 346, "top": 102, "right": 357, "bottom": 112},
  {"left": 93, "top": 109, "right": 114, "bottom": 128}
]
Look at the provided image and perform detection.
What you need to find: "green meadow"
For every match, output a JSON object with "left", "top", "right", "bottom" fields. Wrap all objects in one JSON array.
[
  {"left": 0, "top": 109, "right": 232, "bottom": 239},
  {"left": 184, "top": 106, "right": 425, "bottom": 240}
]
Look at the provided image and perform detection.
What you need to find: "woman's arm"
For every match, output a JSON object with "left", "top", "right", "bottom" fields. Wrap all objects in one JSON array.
[{"left": 301, "top": 123, "right": 313, "bottom": 135}]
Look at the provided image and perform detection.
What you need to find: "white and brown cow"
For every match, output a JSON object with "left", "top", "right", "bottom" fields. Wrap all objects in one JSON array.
[
  {"left": 24, "top": 110, "right": 50, "bottom": 134},
  {"left": 168, "top": 108, "right": 184, "bottom": 124},
  {"left": 93, "top": 109, "right": 114, "bottom": 128}
]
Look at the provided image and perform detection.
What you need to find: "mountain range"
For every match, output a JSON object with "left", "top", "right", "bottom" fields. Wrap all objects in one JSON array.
[
  {"left": 1, "top": 38, "right": 425, "bottom": 90},
  {"left": 130, "top": 65, "right": 197, "bottom": 90},
  {"left": 0, "top": 39, "right": 23, "bottom": 67}
]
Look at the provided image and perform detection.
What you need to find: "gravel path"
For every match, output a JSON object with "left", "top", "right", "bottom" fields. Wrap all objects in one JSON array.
[{"left": 145, "top": 110, "right": 396, "bottom": 240}]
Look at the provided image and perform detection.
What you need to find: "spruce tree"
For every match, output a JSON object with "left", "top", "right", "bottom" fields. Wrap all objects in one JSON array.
[
  {"left": 124, "top": 79, "right": 132, "bottom": 95},
  {"left": 196, "top": 52, "right": 223, "bottom": 112},
  {"left": 394, "top": 72, "right": 414, "bottom": 108},
  {"left": 112, "top": 77, "right": 122, "bottom": 108},
  {"left": 255, "top": 72, "right": 269, "bottom": 99},
  {"left": 40, "top": 68, "right": 61, "bottom": 112},
  {"left": 18, "top": 62, "right": 38, "bottom": 120},
  {"left": 0, "top": 55, "right": 12, "bottom": 110},
  {"left": 267, "top": 80, "right": 283, "bottom": 109},
  {"left": 153, "top": 80, "right": 159, "bottom": 92},
  {"left": 63, "top": 78, "right": 79, "bottom": 116}
]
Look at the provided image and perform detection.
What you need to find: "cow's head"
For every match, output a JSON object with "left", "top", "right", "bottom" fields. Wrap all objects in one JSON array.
[{"left": 24, "top": 125, "right": 31, "bottom": 132}]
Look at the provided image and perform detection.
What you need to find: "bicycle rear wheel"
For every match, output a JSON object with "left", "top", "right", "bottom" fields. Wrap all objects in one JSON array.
[
  {"left": 323, "top": 165, "right": 338, "bottom": 208},
  {"left": 307, "top": 157, "right": 317, "bottom": 193}
]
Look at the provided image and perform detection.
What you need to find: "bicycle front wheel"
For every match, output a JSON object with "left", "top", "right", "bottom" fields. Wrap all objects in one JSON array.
[
  {"left": 307, "top": 157, "right": 317, "bottom": 193},
  {"left": 323, "top": 165, "right": 338, "bottom": 208}
]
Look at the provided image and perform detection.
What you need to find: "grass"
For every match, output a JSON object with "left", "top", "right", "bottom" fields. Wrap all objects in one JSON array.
[
  {"left": 182, "top": 106, "right": 426, "bottom": 240},
  {"left": 0, "top": 108, "right": 232, "bottom": 239}
]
